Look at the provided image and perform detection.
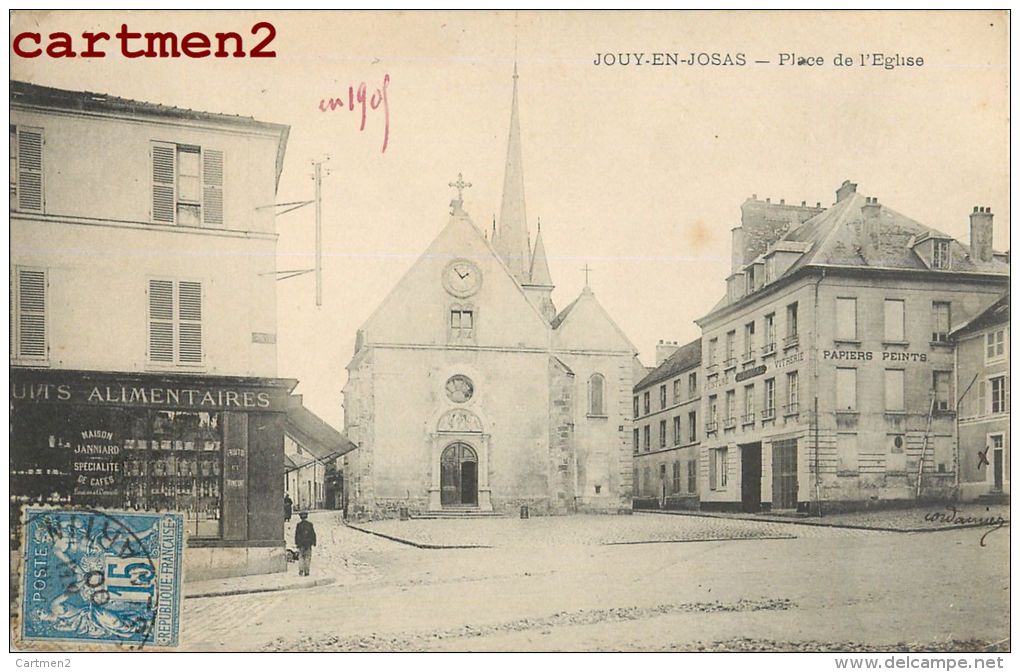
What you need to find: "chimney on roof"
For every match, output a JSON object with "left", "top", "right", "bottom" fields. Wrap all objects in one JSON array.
[
  {"left": 731, "top": 227, "right": 745, "bottom": 273},
  {"left": 861, "top": 196, "right": 881, "bottom": 257},
  {"left": 836, "top": 180, "right": 858, "bottom": 202},
  {"left": 656, "top": 340, "right": 681, "bottom": 366},
  {"left": 969, "top": 206, "right": 994, "bottom": 263}
]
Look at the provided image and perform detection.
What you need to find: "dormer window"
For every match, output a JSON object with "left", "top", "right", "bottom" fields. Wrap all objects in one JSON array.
[
  {"left": 932, "top": 240, "right": 950, "bottom": 270},
  {"left": 745, "top": 266, "right": 755, "bottom": 294},
  {"left": 764, "top": 256, "right": 775, "bottom": 284}
]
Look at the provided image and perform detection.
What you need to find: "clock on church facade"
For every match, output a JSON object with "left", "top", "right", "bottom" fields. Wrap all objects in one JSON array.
[{"left": 443, "top": 259, "right": 482, "bottom": 298}]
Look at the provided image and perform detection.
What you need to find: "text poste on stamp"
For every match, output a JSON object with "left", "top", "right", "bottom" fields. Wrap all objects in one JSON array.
[{"left": 16, "top": 509, "right": 184, "bottom": 650}]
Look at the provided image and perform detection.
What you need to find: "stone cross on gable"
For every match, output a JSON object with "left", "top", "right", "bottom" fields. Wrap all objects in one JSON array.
[
  {"left": 449, "top": 173, "right": 472, "bottom": 201},
  {"left": 581, "top": 263, "right": 593, "bottom": 286},
  {"left": 448, "top": 172, "right": 472, "bottom": 215}
]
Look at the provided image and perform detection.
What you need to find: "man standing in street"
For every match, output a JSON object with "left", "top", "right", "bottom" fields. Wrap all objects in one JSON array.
[
  {"left": 295, "top": 511, "right": 316, "bottom": 576},
  {"left": 284, "top": 494, "right": 293, "bottom": 523}
]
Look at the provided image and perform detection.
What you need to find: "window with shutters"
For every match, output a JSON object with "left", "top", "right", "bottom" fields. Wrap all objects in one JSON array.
[
  {"left": 11, "top": 267, "right": 47, "bottom": 362},
  {"left": 151, "top": 142, "right": 224, "bottom": 227},
  {"left": 11, "top": 125, "right": 44, "bottom": 212},
  {"left": 147, "top": 278, "right": 203, "bottom": 367}
]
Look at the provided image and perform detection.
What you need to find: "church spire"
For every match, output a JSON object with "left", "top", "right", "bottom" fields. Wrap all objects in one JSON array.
[
  {"left": 529, "top": 218, "right": 553, "bottom": 287},
  {"left": 494, "top": 62, "right": 532, "bottom": 283}
]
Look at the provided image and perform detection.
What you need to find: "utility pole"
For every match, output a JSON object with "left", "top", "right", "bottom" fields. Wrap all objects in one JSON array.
[
  {"left": 314, "top": 159, "right": 323, "bottom": 307},
  {"left": 256, "top": 156, "right": 330, "bottom": 307}
]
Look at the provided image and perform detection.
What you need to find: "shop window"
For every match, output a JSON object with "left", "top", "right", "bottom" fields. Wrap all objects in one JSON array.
[
  {"left": 10, "top": 407, "right": 225, "bottom": 539},
  {"left": 12, "top": 266, "right": 47, "bottom": 361},
  {"left": 148, "top": 279, "right": 203, "bottom": 366},
  {"left": 11, "top": 125, "right": 43, "bottom": 212},
  {"left": 151, "top": 142, "right": 224, "bottom": 226}
]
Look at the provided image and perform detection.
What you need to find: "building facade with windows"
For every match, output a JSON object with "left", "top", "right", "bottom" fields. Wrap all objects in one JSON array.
[
  {"left": 284, "top": 395, "right": 358, "bottom": 512},
  {"left": 10, "top": 81, "right": 295, "bottom": 579},
  {"left": 342, "top": 69, "right": 641, "bottom": 517},
  {"left": 952, "top": 291, "right": 1009, "bottom": 501},
  {"left": 632, "top": 339, "right": 702, "bottom": 509},
  {"left": 696, "top": 181, "right": 1009, "bottom": 512}
]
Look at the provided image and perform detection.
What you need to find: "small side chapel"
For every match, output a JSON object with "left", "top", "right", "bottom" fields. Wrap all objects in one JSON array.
[{"left": 342, "top": 66, "right": 643, "bottom": 517}]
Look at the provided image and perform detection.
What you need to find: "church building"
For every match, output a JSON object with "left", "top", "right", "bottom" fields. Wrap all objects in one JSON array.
[{"left": 342, "top": 67, "right": 642, "bottom": 517}]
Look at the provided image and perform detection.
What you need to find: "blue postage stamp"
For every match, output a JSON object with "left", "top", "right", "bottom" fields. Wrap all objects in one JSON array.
[{"left": 18, "top": 508, "right": 184, "bottom": 649}]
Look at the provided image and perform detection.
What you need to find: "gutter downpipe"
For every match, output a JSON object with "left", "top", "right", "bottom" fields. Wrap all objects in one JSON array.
[{"left": 813, "top": 269, "right": 825, "bottom": 517}]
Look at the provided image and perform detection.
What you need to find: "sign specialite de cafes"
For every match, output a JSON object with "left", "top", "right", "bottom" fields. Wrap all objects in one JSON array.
[{"left": 11, "top": 374, "right": 290, "bottom": 411}]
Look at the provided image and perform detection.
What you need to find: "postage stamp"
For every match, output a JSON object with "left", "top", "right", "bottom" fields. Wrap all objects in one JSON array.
[{"left": 15, "top": 508, "right": 184, "bottom": 650}]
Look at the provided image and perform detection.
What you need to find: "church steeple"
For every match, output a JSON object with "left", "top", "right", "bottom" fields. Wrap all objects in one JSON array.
[
  {"left": 494, "top": 62, "right": 532, "bottom": 283},
  {"left": 529, "top": 219, "right": 553, "bottom": 287}
]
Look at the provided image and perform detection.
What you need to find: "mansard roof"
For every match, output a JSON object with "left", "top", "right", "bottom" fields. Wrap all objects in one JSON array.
[{"left": 635, "top": 338, "right": 702, "bottom": 391}]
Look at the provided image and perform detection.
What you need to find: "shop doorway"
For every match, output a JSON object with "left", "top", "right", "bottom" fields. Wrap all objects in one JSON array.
[
  {"left": 740, "top": 442, "right": 762, "bottom": 513},
  {"left": 991, "top": 434, "right": 1004, "bottom": 492},
  {"left": 440, "top": 442, "right": 478, "bottom": 506},
  {"left": 772, "top": 439, "right": 798, "bottom": 510}
]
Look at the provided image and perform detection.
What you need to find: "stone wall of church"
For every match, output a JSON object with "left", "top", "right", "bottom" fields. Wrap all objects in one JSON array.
[
  {"left": 342, "top": 348, "right": 377, "bottom": 518},
  {"left": 548, "top": 356, "right": 577, "bottom": 514},
  {"left": 558, "top": 350, "right": 635, "bottom": 512}
]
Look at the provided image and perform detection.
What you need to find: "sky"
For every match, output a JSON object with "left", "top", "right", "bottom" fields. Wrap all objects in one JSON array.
[{"left": 10, "top": 10, "right": 1010, "bottom": 429}]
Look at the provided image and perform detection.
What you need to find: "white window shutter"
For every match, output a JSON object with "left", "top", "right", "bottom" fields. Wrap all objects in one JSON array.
[
  {"left": 17, "top": 268, "right": 46, "bottom": 358},
  {"left": 17, "top": 128, "right": 43, "bottom": 212},
  {"left": 177, "top": 280, "right": 203, "bottom": 363},
  {"left": 148, "top": 279, "right": 174, "bottom": 362},
  {"left": 202, "top": 149, "right": 224, "bottom": 226},
  {"left": 152, "top": 143, "right": 176, "bottom": 223}
]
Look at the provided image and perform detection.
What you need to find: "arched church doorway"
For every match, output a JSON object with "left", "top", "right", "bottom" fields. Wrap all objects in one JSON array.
[{"left": 440, "top": 442, "right": 478, "bottom": 507}]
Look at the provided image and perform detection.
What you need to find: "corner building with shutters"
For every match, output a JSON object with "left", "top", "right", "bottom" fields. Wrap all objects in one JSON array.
[
  {"left": 10, "top": 81, "right": 295, "bottom": 579},
  {"left": 696, "top": 181, "right": 1008, "bottom": 513}
]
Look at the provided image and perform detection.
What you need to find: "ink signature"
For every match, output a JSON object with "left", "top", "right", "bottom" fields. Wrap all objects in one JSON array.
[
  {"left": 318, "top": 74, "right": 391, "bottom": 153},
  {"left": 924, "top": 506, "right": 1007, "bottom": 547}
]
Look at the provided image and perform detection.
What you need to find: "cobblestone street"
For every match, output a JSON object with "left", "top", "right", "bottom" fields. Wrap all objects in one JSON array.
[{"left": 181, "top": 510, "right": 1009, "bottom": 652}]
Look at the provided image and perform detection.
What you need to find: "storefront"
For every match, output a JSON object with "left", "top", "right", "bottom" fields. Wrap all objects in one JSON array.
[{"left": 10, "top": 368, "right": 297, "bottom": 581}]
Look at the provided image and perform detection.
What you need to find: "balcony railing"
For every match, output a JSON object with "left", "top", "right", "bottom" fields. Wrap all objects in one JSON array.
[
  {"left": 783, "top": 402, "right": 799, "bottom": 416},
  {"left": 723, "top": 416, "right": 737, "bottom": 429},
  {"left": 783, "top": 334, "right": 799, "bottom": 348},
  {"left": 761, "top": 407, "right": 776, "bottom": 421},
  {"left": 705, "top": 420, "right": 719, "bottom": 433},
  {"left": 741, "top": 412, "right": 756, "bottom": 425},
  {"left": 723, "top": 357, "right": 737, "bottom": 370},
  {"left": 742, "top": 348, "right": 757, "bottom": 363},
  {"left": 761, "top": 341, "right": 776, "bottom": 355}
]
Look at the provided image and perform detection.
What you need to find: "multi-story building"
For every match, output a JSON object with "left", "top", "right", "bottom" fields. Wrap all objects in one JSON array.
[
  {"left": 696, "top": 181, "right": 1009, "bottom": 513},
  {"left": 284, "top": 395, "right": 358, "bottom": 511},
  {"left": 10, "top": 81, "right": 295, "bottom": 579},
  {"left": 632, "top": 338, "right": 702, "bottom": 509},
  {"left": 952, "top": 290, "right": 1009, "bottom": 501}
]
